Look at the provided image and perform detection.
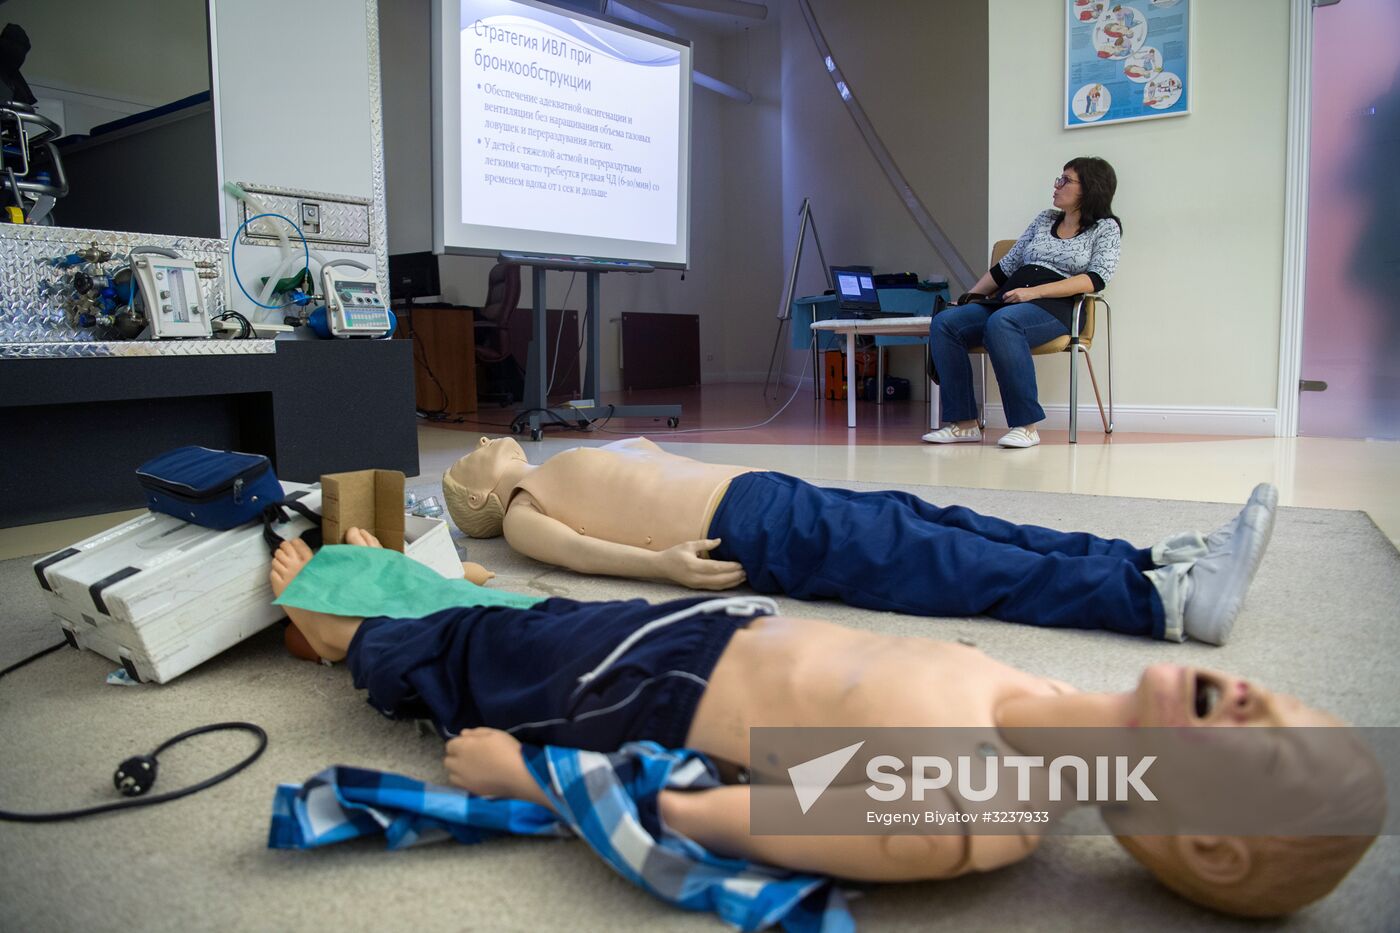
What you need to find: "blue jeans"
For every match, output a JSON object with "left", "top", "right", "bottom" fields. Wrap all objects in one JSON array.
[
  {"left": 930, "top": 302, "right": 1070, "bottom": 427},
  {"left": 710, "top": 472, "right": 1165, "bottom": 639}
]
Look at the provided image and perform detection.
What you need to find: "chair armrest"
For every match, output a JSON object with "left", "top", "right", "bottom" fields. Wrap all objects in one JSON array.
[{"left": 1070, "top": 292, "right": 1104, "bottom": 339}]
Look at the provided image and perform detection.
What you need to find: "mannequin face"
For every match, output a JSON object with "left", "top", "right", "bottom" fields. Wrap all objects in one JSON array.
[
  {"left": 1130, "top": 664, "right": 1335, "bottom": 730},
  {"left": 462, "top": 436, "right": 527, "bottom": 482}
]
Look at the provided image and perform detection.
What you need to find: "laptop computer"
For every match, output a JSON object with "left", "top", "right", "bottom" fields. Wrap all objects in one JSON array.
[{"left": 829, "top": 265, "right": 880, "bottom": 313}]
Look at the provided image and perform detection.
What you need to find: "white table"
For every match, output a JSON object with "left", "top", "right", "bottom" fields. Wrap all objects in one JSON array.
[{"left": 809, "top": 316, "right": 937, "bottom": 429}]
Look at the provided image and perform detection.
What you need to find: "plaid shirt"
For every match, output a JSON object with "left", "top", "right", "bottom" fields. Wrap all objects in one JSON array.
[{"left": 269, "top": 742, "right": 852, "bottom": 932}]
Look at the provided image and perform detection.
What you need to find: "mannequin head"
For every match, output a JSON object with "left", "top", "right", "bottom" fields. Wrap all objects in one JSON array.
[
  {"left": 1107, "top": 665, "right": 1384, "bottom": 917},
  {"left": 443, "top": 437, "right": 529, "bottom": 538},
  {"left": 1115, "top": 831, "right": 1379, "bottom": 918}
]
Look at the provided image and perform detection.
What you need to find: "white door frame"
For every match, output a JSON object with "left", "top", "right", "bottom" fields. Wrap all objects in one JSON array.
[{"left": 1275, "top": 0, "right": 1316, "bottom": 438}]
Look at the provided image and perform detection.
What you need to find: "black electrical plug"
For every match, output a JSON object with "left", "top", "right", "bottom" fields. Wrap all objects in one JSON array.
[{"left": 113, "top": 755, "right": 158, "bottom": 797}]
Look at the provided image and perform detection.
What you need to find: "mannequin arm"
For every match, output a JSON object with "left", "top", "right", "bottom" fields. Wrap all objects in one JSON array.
[
  {"left": 444, "top": 729, "right": 1036, "bottom": 881},
  {"left": 501, "top": 496, "right": 746, "bottom": 589},
  {"left": 660, "top": 785, "right": 971, "bottom": 881}
]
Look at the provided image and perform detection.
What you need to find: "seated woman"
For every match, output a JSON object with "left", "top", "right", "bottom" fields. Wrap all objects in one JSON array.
[
  {"left": 270, "top": 532, "right": 1383, "bottom": 920},
  {"left": 924, "top": 156, "right": 1122, "bottom": 449}
]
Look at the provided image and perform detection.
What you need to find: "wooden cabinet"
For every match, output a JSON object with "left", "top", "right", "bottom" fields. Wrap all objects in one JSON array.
[{"left": 396, "top": 304, "right": 478, "bottom": 414}]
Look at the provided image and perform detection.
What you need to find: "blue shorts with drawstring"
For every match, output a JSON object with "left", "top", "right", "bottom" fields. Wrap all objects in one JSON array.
[{"left": 346, "top": 596, "right": 748, "bottom": 751}]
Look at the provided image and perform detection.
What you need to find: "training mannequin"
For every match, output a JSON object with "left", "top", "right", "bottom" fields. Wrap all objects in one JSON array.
[
  {"left": 443, "top": 437, "right": 1278, "bottom": 645},
  {"left": 270, "top": 532, "right": 1381, "bottom": 919}
]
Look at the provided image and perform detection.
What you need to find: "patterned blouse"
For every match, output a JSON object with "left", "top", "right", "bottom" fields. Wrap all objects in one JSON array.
[{"left": 991, "top": 209, "right": 1122, "bottom": 293}]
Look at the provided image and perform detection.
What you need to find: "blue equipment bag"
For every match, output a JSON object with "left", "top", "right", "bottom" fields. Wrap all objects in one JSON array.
[{"left": 136, "top": 446, "right": 285, "bottom": 530}]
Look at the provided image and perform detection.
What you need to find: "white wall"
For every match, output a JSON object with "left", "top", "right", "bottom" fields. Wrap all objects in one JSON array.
[
  {"left": 714, "top": 21, "right": 785, "bottom": 383},
  {"left": 777, "top": 0, "right": 989, "bottom": 388},
  {"left": 380, "top": 0, "right": 784, "bottom": 394},
  {"left": 213, "top": 0, "right": 381, "bottom": 320},
  {"left": 986, "top": 0, "right": 1290, "bottom": 434}
]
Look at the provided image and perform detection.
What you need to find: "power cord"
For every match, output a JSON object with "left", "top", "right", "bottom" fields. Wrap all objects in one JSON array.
[
  {"left": 0, "top": 644, "right": 269, "bottom": 823},
  {"left": 544, "top": 272, "right": 578, "bottom": 396},
  {"left": 0, "top": 641, "right": 65, "bottom": 678},
  {"left": 597, "top": 337, "right": 815, "bottom": 438},
  {"left": 402, "top": 305, "right": 452, "bottom": 417},
  {"left": 448, "top": 346, "right": 812, "bottom": 441},
  {"left": 212, "top": 310, "right": 254, "bottom": 339}
]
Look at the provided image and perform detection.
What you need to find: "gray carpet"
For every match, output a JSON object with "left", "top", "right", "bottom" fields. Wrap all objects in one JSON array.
[{"left": 2, "top": 481, "right": 1397, "bottom": 932}]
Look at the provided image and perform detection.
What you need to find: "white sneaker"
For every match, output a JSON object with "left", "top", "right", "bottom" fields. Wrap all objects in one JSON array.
[
  {"left": 1180, "top": 486, "right": 1278, "bottom": 645},
  {"left": 998, "top": 426, "right": 1040, "bottom": 448},
  {"left": 1153, "top": 483, "right": 1280, "bottom": 566},
  {"left": 922, "top": 424, "right": 982, "bottom": 444}
]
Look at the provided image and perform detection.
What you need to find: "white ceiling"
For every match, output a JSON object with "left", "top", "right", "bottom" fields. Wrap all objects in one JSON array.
[{"left": 606, "top": 0, "right": 770, "bottom": 39}]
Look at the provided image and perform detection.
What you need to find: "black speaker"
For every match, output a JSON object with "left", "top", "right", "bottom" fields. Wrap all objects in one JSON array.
[{"left": 387, "top": 252, "right": 441, "bottom": 301}]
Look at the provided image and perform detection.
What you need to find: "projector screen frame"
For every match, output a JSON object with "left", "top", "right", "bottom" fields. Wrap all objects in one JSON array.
[{"left": 432, "top": 0, "right": 694, "bottom": 270}]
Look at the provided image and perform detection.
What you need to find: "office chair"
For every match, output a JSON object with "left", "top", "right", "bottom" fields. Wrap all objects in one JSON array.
[
  {"left": 970, "top": 240, "right": 1114, "bottom": 443},
  {"left": 475, "top": 262, "right": 522, "bottom": 406}
]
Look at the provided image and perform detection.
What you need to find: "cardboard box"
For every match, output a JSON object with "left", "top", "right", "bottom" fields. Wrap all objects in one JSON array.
[{"left": 321, "top": 469, "right": 406, "bottom": 552}]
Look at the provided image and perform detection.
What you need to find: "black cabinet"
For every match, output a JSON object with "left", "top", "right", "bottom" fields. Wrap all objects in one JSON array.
[{"left": 1, "top": 339, "right": 419, "bottom": 527}]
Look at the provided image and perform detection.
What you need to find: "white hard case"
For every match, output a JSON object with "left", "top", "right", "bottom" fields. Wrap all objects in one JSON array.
[{"left": 31, "top": 483, "right": 463, "bottom": 684}]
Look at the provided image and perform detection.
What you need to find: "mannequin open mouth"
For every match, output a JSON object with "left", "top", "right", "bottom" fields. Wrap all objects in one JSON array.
[{"left": 1191, "top": 670, "right": 1224, "bottom": 720}]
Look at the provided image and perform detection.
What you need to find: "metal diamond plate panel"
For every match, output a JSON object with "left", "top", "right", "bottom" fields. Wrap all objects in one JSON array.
[
  {"left": 365, "top": 0, "right": 391, "bottom": 302},
  {"left": 235, "top": 185, "right": 372, "bottom": 251},
  {"left": 1, "top": 339, "right": 275, "bottom": 359},
  {"left": 0, "top": 224, "right": 228, "bottom": 345}
]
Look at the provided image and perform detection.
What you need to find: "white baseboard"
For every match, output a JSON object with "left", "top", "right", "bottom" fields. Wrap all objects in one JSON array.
[
  {"left": 981, "top": 404, "right": 1277, "bottom": 436},
  {"left": 707, "top": 370, "right": 815, "bottom": 389}
]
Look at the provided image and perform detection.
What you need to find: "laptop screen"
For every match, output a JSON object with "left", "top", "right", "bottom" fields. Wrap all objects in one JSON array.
[{"left": 830, "top": 265, "right": 879, "bottom": 311}]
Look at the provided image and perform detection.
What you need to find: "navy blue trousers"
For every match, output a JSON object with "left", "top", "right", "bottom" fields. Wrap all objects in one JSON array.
[
  {"left": 709, "top": 472, "right": 1165, "bottom": 638},
  {"left": 346, "top": 596, "right": 744, "bottom": 750}
]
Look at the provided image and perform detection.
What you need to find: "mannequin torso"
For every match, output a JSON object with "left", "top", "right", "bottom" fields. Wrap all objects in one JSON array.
[
  {"left": 690, "top": 614, "right": 1071, "bottom": 763},
  {"left": 679, "top": 614, "right": 1075, "bottom": 876},
  {"left": 509, "top": 437, "right": 754, "bottom": 551}
]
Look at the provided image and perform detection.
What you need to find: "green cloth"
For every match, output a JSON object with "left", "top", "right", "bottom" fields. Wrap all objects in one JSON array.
[{"left": 274, "top": 545, "right": 543, "bottom": 619}]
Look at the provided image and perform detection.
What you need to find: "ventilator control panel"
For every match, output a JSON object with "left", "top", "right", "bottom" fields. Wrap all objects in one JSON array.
[
  {"left": 132, "top": 257, "right": 210, "bottom": 339},
  {"left": 322, "top": 266, "right": 391, "bottom": 337}
]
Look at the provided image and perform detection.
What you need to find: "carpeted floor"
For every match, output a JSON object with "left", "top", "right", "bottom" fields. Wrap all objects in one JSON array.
[{"left": 1, "top": 480, "right": 1397, "bottom": 932}]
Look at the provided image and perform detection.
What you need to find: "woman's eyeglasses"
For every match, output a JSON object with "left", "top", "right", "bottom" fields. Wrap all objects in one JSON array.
[{"left": 1053, "top": 175, "right": 1079, "bottom": 189}]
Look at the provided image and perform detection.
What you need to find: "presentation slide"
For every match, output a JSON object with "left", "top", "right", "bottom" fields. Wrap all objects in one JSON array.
[{"left": 434, "top": 0, "right": 693, "bottom": 267}]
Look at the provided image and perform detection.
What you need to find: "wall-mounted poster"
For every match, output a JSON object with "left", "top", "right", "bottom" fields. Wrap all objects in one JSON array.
[{"left": 1065, "top": 0, "right": 1191, "bottom": 129}]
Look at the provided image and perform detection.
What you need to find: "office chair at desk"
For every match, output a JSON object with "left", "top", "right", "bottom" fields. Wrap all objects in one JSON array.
[{"left": 475, "top": 262, "right": 523, "bottom": 406}]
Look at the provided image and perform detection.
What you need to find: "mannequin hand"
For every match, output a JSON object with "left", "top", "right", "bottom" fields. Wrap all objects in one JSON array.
[
  {"left": 444, "top": 728, "right": 546, "bottom": 806},
  {"left": 1001, "top": 287, "right": 1041, "bottom": 304},
  {"left": 656, "top": 538, "right": 746, "bottom": 590},
  {"left": 461, "top": 562, "right": 496, "bottom": 585}
]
